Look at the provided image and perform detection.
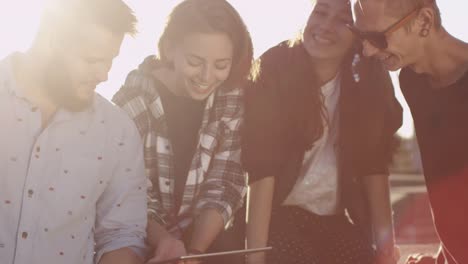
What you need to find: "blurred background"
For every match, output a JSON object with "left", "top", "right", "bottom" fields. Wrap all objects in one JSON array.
[{"left": 1, "top": 0, "right": 465, "bottom": 261}]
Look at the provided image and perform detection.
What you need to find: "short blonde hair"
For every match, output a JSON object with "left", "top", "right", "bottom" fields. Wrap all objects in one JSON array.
[
  {"left": 355, "top": 0, "right": 441, "bottom": 30},
  {"left": 385, "top": 0, "right": 441, "bottom": 28}
]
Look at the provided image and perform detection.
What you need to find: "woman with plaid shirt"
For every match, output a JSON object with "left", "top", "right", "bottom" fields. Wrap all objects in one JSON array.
[{"left": 113, "top": 0, "right": 253, "bottom": 263}]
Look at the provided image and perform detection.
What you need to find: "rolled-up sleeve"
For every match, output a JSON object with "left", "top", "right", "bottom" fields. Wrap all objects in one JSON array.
[
  {"left": 195, "top": 88, "right": 248, "bottom": 225},
  {"left": 94, "top": 120, "right": 148, "bottom": 263}
]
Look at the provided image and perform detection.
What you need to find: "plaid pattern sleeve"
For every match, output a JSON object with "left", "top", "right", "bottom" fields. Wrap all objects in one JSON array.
[
  {"left": 113, "top": 64, "right": 247, "bottom": 231},
  {"left": 194, "top": 87, "right": 248, "bottom": 225},
  {"left": 112, "top": 69, "right": 170, "bottom": 225}
]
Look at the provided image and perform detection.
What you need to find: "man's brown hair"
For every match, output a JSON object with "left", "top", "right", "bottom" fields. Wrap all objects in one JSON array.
[{"left": 43, "top": 0, "right": 138, "bottom": 37}]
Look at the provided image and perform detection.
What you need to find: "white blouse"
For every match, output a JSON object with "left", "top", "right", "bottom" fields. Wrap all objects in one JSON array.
[{"left": 283, "top": 74, "right": 342, "bottom": 216}]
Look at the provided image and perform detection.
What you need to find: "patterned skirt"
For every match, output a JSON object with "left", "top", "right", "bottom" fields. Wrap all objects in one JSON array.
[{"left": 267, "top": 206, "right": 375, "bottom": 264}]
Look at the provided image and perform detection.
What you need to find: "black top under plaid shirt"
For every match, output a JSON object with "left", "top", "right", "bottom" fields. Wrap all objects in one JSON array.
[{"left": 113, "top": 57, "right": 247, "bottom": 238}]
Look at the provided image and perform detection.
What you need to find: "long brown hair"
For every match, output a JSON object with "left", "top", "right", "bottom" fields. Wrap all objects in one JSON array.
[
  {"left": 282, "top": 37, "right": 358, "bottom": 150},
  {"left": 158, "top": 0, "right": 254, "bottom": 90}
]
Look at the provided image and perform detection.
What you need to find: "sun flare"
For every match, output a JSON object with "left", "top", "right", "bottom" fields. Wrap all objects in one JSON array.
[{"left": 1, "top": 0, "right": 467, "bottom": 138}]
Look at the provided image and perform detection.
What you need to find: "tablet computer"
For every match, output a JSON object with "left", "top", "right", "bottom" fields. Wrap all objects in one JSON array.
[{"left": 151, "top": 246, "right": 272, "bottom": 264}]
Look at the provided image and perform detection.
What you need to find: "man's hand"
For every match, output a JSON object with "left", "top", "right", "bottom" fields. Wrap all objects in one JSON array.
[
  {"left": 99, "top": 247, "right": 144, "bottom": 264},
  {"left": 146, "top": 236, "right": 186, "bottom": 264}
]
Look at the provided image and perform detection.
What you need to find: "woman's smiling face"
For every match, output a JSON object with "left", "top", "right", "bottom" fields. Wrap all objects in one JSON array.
[
  {"left": 303, "top": 0, "right": 355, "bottom": 61},
  {"left": 170, "top": 32, "right": 234, "bottom": 100}
]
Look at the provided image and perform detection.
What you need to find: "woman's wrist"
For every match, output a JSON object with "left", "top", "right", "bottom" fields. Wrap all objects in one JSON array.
[
  {"left": 246, "top": 252, "right": 266, "bottom": 264},
  {"left": 376, "top": 237, "right": 395, "bottom": 253},
  {"left": 376, "top": 243, "right": 400, "bottom": 263},
  {"left": 147, "top": 218, "right": 174, "bottom": 247},
  {"left": 374, "top": 227, "right": 396, "bottom": 251},
  {"left": 187, "top": 248, "right": 204, "bottom": 255}
]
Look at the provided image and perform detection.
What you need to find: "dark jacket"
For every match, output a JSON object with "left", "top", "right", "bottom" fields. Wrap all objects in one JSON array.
[{"left": 242, "top": 40, "right": 403, "bottom": 241}]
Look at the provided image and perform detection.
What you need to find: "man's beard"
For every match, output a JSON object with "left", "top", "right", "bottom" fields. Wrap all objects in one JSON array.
[{"left": 42, "top": 56, "right": 95, "bottom": 112}]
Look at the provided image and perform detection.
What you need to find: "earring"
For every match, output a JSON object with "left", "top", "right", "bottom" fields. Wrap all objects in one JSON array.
[
  {"left": 420, "top": 28, "right": 429, "bottom": 37},
  {"left": 352, "top": 53, "right": 361, "bottom": 83}
]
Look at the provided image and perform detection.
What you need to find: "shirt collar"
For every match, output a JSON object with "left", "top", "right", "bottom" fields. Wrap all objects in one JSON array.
[{"left": 321, "top": 72, "right": 341, "bottom": 97}]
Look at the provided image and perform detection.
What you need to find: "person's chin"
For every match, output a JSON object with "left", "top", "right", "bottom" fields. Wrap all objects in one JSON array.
[
  {"left": 384, "top": 64, "right": 402, "bottom": 72},
  {"left": 381, "top": 57, "right": 403, "bottom": 72},
  {"left": 306, "top": 44, "right": 344, "bottom": 60},
  {"left": 78, "top": 91, "right": 95, "bottom": 102},
  {"left": 188, "top": 89, "right": 212, "bottom": 100},
  {"left": 186, "top": 83, "right": 216, "bottom": 100},
  {"left": 63, "top": 93, "right": 95, "bottom": 112}
]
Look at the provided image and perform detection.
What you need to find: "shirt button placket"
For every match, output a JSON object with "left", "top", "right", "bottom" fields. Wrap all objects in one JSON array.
[
  {"left": 16, "top": 138, "right": 46, "bottom": 262},
  {"left": 14, "top": 230, "right": 32, "bottom": 263},
  {"left": 12, "top": 101, "right": 44, "bottom": 264}
]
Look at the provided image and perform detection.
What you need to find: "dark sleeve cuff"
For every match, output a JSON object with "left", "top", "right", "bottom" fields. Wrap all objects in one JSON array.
[{"left": 244, "top": 160, "right": 283, "bottom": 183}]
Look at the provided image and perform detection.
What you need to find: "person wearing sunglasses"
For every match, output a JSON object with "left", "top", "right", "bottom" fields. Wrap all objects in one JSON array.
[
  {"left": 354, "top": 0, "right": 468, "bottom": 263},
  {"left": 346, "top": 6, "right": 420, "bottom": 51},
  {"left": 242, "top": 0, "right": 403, "bottom": 263}
]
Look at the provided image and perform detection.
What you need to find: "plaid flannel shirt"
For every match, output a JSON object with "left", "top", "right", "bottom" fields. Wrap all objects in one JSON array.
[{"left": 112, "top": 63, "right": 247, "bottom": 237}]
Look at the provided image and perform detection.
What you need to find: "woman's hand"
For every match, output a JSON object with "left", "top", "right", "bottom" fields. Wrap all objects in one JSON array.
[
  {"left": 245, "top": 252, "right": 266, "bottom": 264},
  {"left": 180, "top": 249, "right": 203, "bottom": 264},
  {"left": 375, "top": 245, "right": 401, "bottom": 264}
]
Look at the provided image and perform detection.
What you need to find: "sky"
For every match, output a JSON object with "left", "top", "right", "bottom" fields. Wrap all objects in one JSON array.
[{"left": 0, "top": 0, "right": 466, "bottom": 138}]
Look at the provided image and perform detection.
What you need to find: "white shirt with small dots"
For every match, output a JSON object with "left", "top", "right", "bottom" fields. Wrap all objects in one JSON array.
[{"left": 0, "top": 54, "right": 148, "bottom": 264}]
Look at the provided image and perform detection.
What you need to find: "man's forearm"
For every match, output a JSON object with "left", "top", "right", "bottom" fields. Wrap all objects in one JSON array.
[{"left": 99, "top": 247, "right": 144, "bottom": 264}]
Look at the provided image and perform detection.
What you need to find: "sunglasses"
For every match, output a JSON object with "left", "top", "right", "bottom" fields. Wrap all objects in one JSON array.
[{"left": 346, "top": 6, "right": 420, "bottom": 49}]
